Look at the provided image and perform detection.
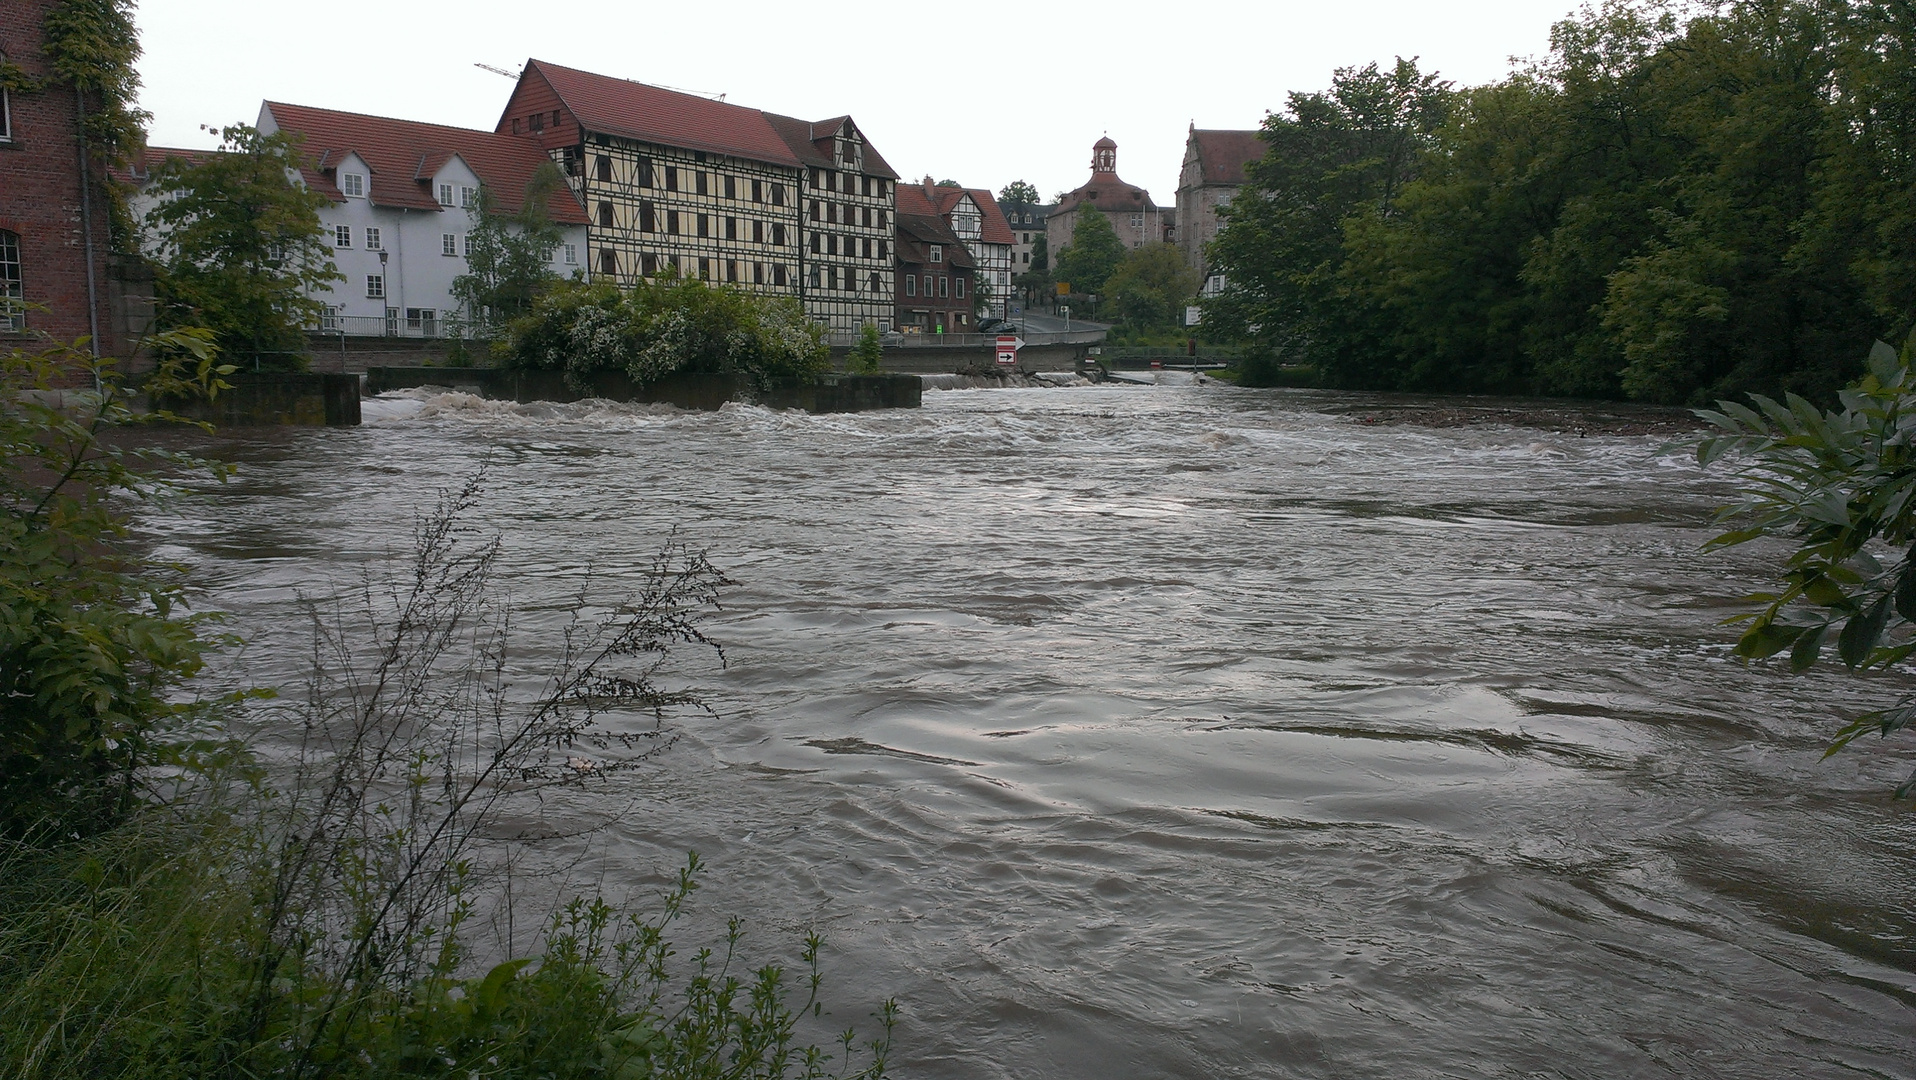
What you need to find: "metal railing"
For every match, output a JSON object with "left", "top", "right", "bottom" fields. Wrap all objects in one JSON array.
[
  {"left": 1101, "top": 345, "right": 1248, "bottom": 361},
  {"left": 307, "top": 314, "right": 496, "bottom": 340},
  {"left": 826, "top": 329, "right": 1106, "bottom": 349}
]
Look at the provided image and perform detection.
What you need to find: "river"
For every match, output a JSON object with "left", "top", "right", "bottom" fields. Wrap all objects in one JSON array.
[{"left": 140, "top": 383, "right": 1914, "bottom": 1078}]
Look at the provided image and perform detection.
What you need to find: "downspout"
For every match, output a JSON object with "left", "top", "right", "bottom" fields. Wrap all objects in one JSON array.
[{"left": 74, "top": 85, "right": 102, "bottom": 376}]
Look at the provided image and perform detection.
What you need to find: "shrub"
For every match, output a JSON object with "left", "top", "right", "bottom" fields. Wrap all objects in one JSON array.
[{"left": 847, "top": 323, "right": 883, "bottom": 375}]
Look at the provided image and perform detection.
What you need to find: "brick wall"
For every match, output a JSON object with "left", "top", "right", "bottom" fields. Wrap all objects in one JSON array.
[{"left": 0, "top": 0, "right": 119, "bottom": 375}]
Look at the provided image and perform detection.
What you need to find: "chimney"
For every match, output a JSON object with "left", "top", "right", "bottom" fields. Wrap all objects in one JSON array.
[{"left": 922, "top": 175, "right": 935, "bottom": 200}]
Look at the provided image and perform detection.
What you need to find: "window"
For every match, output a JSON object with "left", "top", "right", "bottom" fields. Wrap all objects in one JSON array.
[
  {"left": 869, "top": 272, "right": 880, "bottom": 292},
  {"left": 442, "top": 233, "right": 457, "bottom": 256},
  {"left": 564, "top": 244, "right": 577, "bottom": 265},
  {"left": 697, "top": 214, "right": 709, "bottom": 237},
  {"left": 862, "top": 238, "right": 871, "bottom": 258},
  {"left": 334, "top": 224, "right": 352, "bottom": 248},
  {"left": 878, "top": 240, "right": 888, "bottom": 260},
  {"left": 464, "top": 234, "right": 475, "bottom": 257},
  {"left": 636, "top": 155, "right": 652, "bottom": 188},
  {"left": 827, "top": 235, "right": 838, "bottom": 256},
  {"left": 724, "top": 176, "right": 736, "bottom": 199},
  {"left": 771, "top": 224, "right": 786, "bottom": 246},
  {"left": 598, "top": 201, "right": 614, "bottom": 228},
  {"left": 696, "top": 172, "right": 708, "bottom": 196},
  {"left": 341, "top": 173, "right": 365, "bottom": 197},
  {"left": 905, "top": 274, "right": 915, "bottom": 297},
  {"left": 366, "top": 274, "right": 385, "bottom": 298},
  {"left": 460, "top": 186, "right": 478, "bottom": 209},
  {"left": 530, "top": 112, "right": 545, "bottom": 132},
  {"left": 773, "top": 264, "right": 787, "bottom": 286},
  {"left": 751, "top": 178, "right": 763, "bottom": 203},
  {"left": 727, "top": 259, "right": 738, "bottom": 281},
  {"left": 639, "top": 200, "right": 655, "bottom": 233},
  {"left": 364, "top": 227, "right": 382, "bottom": 250},
  {"left": 770, "top": 183, "right": 785, "bottom": 207},
  {"left": 955, "top": 276, "right": 965, "bottom": 299},
  {"left": 665, "top": 167, "right": 678, "bottom": 192},
  {"left": 752, "top": 220, "right": 764, "bottom": 244},
  {"left": 877, "top": 210, "right": 887, "bottom": 229},
  {"left": 320, "top": 305, "right": 342, "bottom": 332},
  {"left": 551, "top": 109, "right": 561, "bottom": 127},
  {"left": 1022, "top": 251, "right": 1030, "bottom": 264},
  {"left": 698, "top": 257, "right": 709, "bottom": 279},
  {"left": 596, "top": 155, "right": 612, "bottom": 182},
  {"left": 810, "top": 234, "right": 820, "bottom": 254},
  {"left": 439, "top": 184, "right": 454, "bottom": 206},
  {"left": 810, "top": 201, "right": 820, "bottom": 222},
  {"left": 725, "top": 216, "right": 737, "bottom": 240},
  {"left": 511, "top": 118, "right": 521, "bottom": 134},
  {"left": 0, "top": 230, "right": 21, "bottom": 332},
  {"left": 406, "top": 308, "right": 437, "bottom": 333},
  {"left": 938, "top": 276, "right": 948, "bottom": 298},
  {"left": 929, "top": 245, "right": 942, "bottom": 263},
  {"left": 599, "top": 248, "right": 619, "bottom": 276},
  {"left": 807, "top": 267, "right": 820, "bottom": 289},
  {"left": 386, "top": 307, "right": 400, "bottom": 335},
  {"left": 667, "top": 210, "right": 680, "bottom": 236},
  {"left": 642, "top": 252, "right": 658, "bottom": 276},
  {"left": 0, "top": 62, "right": 12, "bottom": 143},
  {"left": 922, "top": 274, "right": 933, "bottom": 295}
]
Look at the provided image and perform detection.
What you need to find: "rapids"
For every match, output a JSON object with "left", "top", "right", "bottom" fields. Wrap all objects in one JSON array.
[{"left": 141, "top": 383, "right": 1915, "bottom": 1079}]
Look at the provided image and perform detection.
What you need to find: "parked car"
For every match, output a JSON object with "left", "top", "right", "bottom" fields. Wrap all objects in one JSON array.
[{"left": 978, "top": 318, "right": 1012, "bottom": 334}]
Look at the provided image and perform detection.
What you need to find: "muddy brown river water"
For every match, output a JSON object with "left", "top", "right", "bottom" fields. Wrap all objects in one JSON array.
[{"left": 141, "top": 383, "right": 1914, "bottom": 1078}]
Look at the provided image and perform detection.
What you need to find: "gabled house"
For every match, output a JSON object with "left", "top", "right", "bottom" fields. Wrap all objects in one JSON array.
[
  {"left": 893, "top": 211, "right": 976, "bottom": 335},
  {"left": 252, "top": 102, "right": 590, "bottom": 336},
  {"left": 496, "top": 59, "right": 898, "bottom": 334},
  {"left": 1175, "top": 126, "right": 1264, "bottom": 290},
  {"left": 895, "top": 180, "right": 1014, "bottom": 321}
]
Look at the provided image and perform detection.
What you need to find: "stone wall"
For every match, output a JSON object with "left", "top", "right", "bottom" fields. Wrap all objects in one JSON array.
[{"left": 158, "top": 373, "right": 361, "bottom": 427}]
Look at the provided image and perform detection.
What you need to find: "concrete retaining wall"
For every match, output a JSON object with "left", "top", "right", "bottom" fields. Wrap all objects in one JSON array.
[
  {"left": 366, "top": 367, "right": 919, "bottom": 413},
  {"left": 158, "top": 373, "right": 361, "bottom": 427}
]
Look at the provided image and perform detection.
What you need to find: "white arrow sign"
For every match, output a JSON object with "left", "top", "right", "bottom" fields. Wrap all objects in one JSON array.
[{"left": 995, "top": 334, "right": 1024, "bottom": 366}]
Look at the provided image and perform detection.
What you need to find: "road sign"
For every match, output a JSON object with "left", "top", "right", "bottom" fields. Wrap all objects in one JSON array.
[
  {"left": 1185, "top": 305, "right": 1203, "bottom": 326},
  {"left": 996, "top": 334, "right": 1024, "bottom": 366}
]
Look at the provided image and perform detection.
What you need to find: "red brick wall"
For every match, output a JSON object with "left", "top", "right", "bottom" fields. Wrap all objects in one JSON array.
[{"left": 0, "top": 0, "right": 119, "bottom": 368}]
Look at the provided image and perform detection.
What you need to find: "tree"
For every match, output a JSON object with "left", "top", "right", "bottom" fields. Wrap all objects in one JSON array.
[
  {"left": 1054, "top": 208, "right": 1126, "bottom": 298},
  {"left": 450, "top": 163, "right": 567, "bottom": 332},
  {"left": 847, "top": 322, "right": 883, "bottom": 374},
  {"left": 145, "top": 124, "right": 341, "bottom": 370},
  {"left": 1105, "top": 243, "right": 1199, "bottom": 332},
  {"left": 935, "top": 179, "right": 961, "bottom": 188},
  {"left": 999, "top": 179, "right": 1041, "bottom": 208},
  {"left": 1695, "top": 332, "right": 1916, "bottom": 795},
  {"left": 1030, "top": 233, "right": 1049, "bottom": 274}
]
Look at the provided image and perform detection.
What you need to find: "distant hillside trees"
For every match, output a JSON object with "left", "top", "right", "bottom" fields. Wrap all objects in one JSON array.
[{"left": 1206, "top": 0, "right": 1916, "bottom": 405}]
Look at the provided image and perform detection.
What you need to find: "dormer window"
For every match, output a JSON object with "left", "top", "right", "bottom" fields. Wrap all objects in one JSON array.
[
  {"left": 460, "top": 186, "right": 477, "bottom": 208},
  {"left": 929, "top": 245, "right": 942, "bottom": 263},
  {"left": 438, "top": 184, "right": 454, "bottom": 206},
  {"left": 341, "top": 173, "right": 365, "bottom": 197}
]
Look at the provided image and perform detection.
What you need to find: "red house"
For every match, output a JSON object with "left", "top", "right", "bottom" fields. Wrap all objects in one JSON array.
[
  {"left": 892, "top": 210, "right": 975, "bottom": 335},
  {"left": 0, "top": 1, "right": 128, "bottom": 364}
]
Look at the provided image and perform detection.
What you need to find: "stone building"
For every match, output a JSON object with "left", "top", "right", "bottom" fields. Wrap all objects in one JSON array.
[
  {"left": 498, "top": 59, "right": 897, "bottom": 334},
  {"left": 1045, "top": 136, "right": 1164, "bottom": 273},
  {"left": 1175, "top": 125, "right": 1264, "bottom": 290},
  {"left": 0, "top": 0, "right": 131, "bottom": 361}
]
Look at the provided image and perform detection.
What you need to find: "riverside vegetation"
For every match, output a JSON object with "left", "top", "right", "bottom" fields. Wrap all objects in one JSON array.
[
  {"left": 0, "top": 332, "right": 893, "bottom": 1078},
  {"left": 1205, "top": 0, "right": 1916, "bottom": 406}
]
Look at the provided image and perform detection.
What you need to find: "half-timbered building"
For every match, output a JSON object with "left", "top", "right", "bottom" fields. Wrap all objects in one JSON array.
[
  {"left": 497, "top": 60, "right": 898, "bottom": 333},
  {"left": 895, "top": 180, "right": 1014, "bottom": 321}
]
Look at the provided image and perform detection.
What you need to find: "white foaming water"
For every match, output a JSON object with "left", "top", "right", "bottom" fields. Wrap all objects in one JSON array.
[{"left": 141, "top": 385, "right": 1914, "bottom": 1080}]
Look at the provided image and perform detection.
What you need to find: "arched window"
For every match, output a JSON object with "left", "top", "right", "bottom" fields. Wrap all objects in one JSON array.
[{"left": 0, "top": 230, "right": 22, "bottom": 332}]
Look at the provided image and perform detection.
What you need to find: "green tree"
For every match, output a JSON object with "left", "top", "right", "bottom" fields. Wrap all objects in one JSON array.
[
  {"left": 999, "top": 179, "right": 1041, "bottom": 208},
  {"left": 1694, "top": 332, "right": 1916, "bottom": 794},
  {"left": 145, "top": 124, "right": 342, "bottom": 370},
  {"left": 1202, "top": 57, "right": 1451, "bottom": 386},
  {"left": 1054, "top": 208, "right": 1126, "bottom": 298},
  {"left": 450, "top": 163, "right": 567, "bottom": 333},
  {"left": 848, "top": 321, "right": 883, "bottom": 374},
  {"left": 1105, "top": 243, "right": 1199, "bottom": 332}
]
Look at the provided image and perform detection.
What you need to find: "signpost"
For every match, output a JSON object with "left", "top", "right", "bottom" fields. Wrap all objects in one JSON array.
[{"left": 996, "top": 334, "right": 1024, "bottom": 367}]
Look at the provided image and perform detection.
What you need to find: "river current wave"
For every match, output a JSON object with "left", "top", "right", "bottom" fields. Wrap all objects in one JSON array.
[{"left": 142, "top": 384, "right": 1915, "bottom": 1079}]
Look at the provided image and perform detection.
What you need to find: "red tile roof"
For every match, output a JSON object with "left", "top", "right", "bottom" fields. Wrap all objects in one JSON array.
[
  {"left": 761, "top": 112, "right": 899, "bottom": 180},
  {"left": 262, "top": 101, "right": 589, "bottom": 224},
  {"left": 1190, "top": 129, "right": 1265, "bottom": 186},
  {"left": 896, "top": 182, "right": 1014, "bottom": 246},
  {"left": 113, "top": 145, "right": 220, "bottom": 185},
  {"left": 521, "top": 59, "right": 801, "bottom": 169}
]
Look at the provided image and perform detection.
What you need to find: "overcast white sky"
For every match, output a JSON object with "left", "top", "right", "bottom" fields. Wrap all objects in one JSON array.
[{"left": 135, "top": 0, "right": 1579, "bottom": 206}]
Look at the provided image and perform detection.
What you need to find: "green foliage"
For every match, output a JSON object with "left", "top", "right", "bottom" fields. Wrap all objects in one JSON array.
[
  {"left": 505, "top": 275, "right": 828, "bottom": 389},
  {"left": 1105, "top": 244, "right": 1199, "bottom": 333},
  {"left": 1694, "top": 330, "right": 1916, "bottom": 794},
  {"left": 0, "top": 330, "right": 236, "bottom": 841},
  {"left": 40, "top": 0, "right": 148, "bottom": 161},
  {"left": 145, "top": 124, "right": 342, "bottom": 371},
  {"left": 847, "top": 323, "right": 883, "bottom": 374},
  {"left": 1053, "top": 209, "right": 1127, "bottom": 298},
  {"left": 1029, "top": 233, "right": 1048, "bottom": 274},
  {"left": 450, "top": 166, "right": 567, "bottom": 334},
  {"left": 998, "top": 180, "right": 1040, "bottom": 208},
  {"left": 1208, "top": 0, "right": 1916, "bottom": 403}
]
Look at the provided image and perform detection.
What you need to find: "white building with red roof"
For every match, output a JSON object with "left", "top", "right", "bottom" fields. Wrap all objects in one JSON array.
[
  {"left": 498, "top": 59, "right": 899, "bottom": 334},
  {"left": 255, "top": 101, "right": 591, "bottom": 337}
]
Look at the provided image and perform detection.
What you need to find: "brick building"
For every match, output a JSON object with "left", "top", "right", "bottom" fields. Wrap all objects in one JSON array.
[
  {"left": 895, "top": 180, "right": 1014, "bottom": 321},
  {"left": 0, "top": 0, "right": 124, "bottom": 360},
  {"left": 893, "top": 210, "right": 976, "bottom": 335},
  {"left": 498, "top": 60, "right": 897, "bottom": 334}
]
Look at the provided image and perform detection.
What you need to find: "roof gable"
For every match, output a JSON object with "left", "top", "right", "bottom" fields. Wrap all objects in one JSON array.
[
  {"left": 519, "top": 59, "right": 801, "bottom": 169},
  {"left": 1190, "top": 129, "right": 1264, "bottom": 186}
]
